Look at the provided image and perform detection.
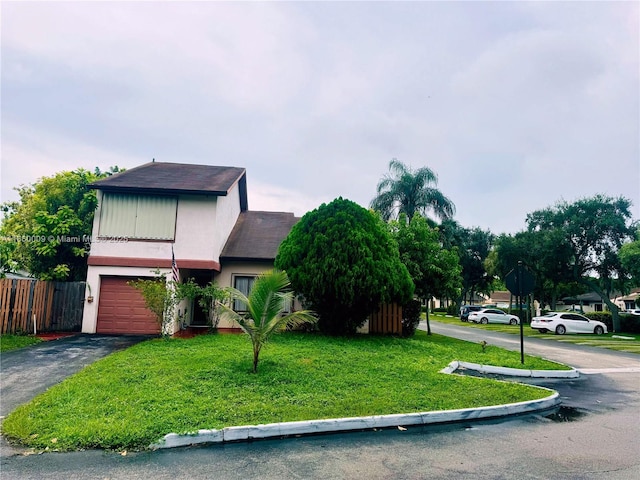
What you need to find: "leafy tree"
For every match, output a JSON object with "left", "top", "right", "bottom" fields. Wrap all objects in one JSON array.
[
  {"left": 439, "top": 220, "right": 493, "bottom": 308},
  {"left": 526, "top": 195, "right": 635, "bottom": 332},
  {"left": 218, "top": 270, "right": 317, "bottom": 373},
  {"left": 275, "top": 197, "right": 414, "bottom": 335},
  {"left": 619, "top": 230, "right": 640, "bottom": 285},
  {"left": 0, "top": 167, "right": 121, "bottom": 280},
  {"left": 392, "top": 214, "right": 461, "bottom": 335},
  {"left": 491, "top": 230, "right": 575, "bottom": 310},
  {"left": 370, "top": 159, "right": 455, "bottom": 223},
  {"left": 129, "top": 274, "right": 228, "bottom": 337}
]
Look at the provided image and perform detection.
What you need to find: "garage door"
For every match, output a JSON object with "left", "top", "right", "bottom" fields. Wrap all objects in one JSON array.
[{"left": 96, "top": 277, "right": 160, "bottom": 334}]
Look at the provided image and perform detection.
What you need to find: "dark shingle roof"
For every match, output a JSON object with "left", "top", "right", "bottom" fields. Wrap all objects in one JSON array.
[
  {"left": 90, "top": 162, "right": 247, "bottom": 198},
  {"left": 220, "top": 211, "right": 299, "bottom": 261}
]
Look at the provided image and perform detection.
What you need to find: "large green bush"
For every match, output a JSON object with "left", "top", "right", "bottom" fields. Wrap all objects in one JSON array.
[
  {"left": 585, "top": 311, "right": 640, "bottom": 334},
  {"left": 275, "top": 197, "right": 414, "bottom": 335}
]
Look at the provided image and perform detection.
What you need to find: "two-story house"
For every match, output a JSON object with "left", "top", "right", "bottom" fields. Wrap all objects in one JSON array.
[{"left": 81, "top": 161, "right": 299, "bottom": 335}]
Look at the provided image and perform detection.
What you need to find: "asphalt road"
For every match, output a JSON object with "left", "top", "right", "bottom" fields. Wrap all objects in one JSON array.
[{"left": 1, "top": 325, "right": 639, "bottom": 479}]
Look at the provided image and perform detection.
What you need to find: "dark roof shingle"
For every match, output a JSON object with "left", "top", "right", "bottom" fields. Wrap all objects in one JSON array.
[
  {"left": 91, "top": 162, "right": 246, "bottom": 196},
  {"left": 221, "top": 211, "right": 299, "bottom": 261}
]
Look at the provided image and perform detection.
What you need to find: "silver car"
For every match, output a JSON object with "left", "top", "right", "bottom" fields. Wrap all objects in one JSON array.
[
  {"left": 531, "top": 312, "right": 607, "bottom": 335},
  {"left": 468, "top": 308, "right": 520, "bottom": 325}
]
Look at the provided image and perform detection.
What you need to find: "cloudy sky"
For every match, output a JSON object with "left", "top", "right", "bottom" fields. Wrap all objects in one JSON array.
[{"left": 2, "top": 1, "right": 638, "bottom": 235}]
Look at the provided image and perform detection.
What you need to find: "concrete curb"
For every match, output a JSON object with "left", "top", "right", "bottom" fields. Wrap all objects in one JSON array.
[
  {"left": 151, "top": 384, "right": 561, "bottom": 449},
  {"left": 442, "top": 360, "right": 580, "bottom": 378}
]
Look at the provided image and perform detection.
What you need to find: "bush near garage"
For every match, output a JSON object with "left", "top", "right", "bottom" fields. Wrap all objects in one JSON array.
[
  {"left": 584, "top": 312, "right": 640, "bottom": 334},
  {"left": 401, "top": 299, "right": 422, "bottom": 337}
]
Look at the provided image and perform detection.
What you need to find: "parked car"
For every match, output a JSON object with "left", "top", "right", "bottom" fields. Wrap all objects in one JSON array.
[
  {"left": 460, "top": 305, "right": 482, "bottom": 322},
  {"left": 468, "top": 308, "right": 520, "bottom": 325},
  {"left": 626, "top": 309, "right": 640, "bottom": 316},
  {"left": 530, "top": 312, "right": 607, "bottom": 335}
]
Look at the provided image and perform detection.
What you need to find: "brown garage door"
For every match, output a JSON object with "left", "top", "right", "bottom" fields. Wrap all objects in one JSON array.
[{"left": 96, "top": 277, "right": 160, "bottom": 334}]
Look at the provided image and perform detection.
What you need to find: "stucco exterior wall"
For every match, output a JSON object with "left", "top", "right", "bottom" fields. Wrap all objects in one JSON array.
[
  {"left": 82, "top": 266, "right": 174, "bottom": 334},
  {"left": 89, "top": 191, "right": 229, "bottom": 263}
]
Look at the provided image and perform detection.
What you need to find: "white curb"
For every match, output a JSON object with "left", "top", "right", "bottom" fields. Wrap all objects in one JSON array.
[
  {"left": 151, "top": 388, "right": 560, "bottom": 449},
  {"left": 440, "top": 360, "right": 579, "bottom": 378}
]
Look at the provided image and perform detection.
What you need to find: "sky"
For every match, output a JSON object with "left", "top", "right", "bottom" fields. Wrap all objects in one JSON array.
[{"left": 2, "top": 1, "right": 638, "bottom": 235}]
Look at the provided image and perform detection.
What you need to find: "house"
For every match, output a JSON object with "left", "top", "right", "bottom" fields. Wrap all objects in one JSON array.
[
  {"left": 81, "top": 161, "right": 299, "bottom": 335},
  {"left": 559, "top": 292, "right": 604, "bottom": 313},
  {"left": 611, "top": 288, "right": 640, "bottom": 311}
]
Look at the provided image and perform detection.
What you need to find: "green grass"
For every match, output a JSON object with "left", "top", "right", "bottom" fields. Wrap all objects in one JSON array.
[
  {"left": 428, "top": 313, "right": 640, "bottom": 353},
  {"left": 2, "top": 331, "right": 565, "bottom": 452},
  {"left": 0, "top": 334, "right": 43, "bottom": 352}
]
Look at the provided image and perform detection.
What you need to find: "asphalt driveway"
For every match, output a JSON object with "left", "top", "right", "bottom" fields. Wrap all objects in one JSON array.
[{"left": 1, "top": 335, "right": 149, "bottom": 418}]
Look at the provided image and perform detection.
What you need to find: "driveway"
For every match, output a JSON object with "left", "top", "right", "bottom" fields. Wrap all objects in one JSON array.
[
  {"left": 1, "top": 335, "right": 149, "bottom": 456},
  {"left": 422, "top": 320, "right": 640, "bottom": 371}
]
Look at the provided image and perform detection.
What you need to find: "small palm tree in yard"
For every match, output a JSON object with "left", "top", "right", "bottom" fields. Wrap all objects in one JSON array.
[{"left": 218, "top": 270, "right": 317, "bottom": 373}]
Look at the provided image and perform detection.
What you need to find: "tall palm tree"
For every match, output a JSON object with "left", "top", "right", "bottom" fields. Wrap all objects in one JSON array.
[
  {"left": 370, "top": 159, "right": 455, "bottom": 222},
  {"left": 217, "top": 269, "right": 316, "bottom": 373}
]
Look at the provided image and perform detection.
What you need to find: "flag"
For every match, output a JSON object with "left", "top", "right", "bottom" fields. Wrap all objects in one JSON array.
[{"left": 171, "top": 245, "right": 179, "bottom": 283}]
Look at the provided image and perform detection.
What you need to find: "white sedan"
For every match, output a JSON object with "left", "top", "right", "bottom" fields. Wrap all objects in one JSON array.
[
  {"left": 531, "top": 312, "right": 607, "bottom": 335},
  {"left": 468, "top": 308, "right": 520, "bottom": 325}
]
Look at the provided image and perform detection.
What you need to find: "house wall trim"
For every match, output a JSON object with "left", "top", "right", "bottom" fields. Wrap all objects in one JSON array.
[{"left": 88, "top": 256, "right": 220, "bottom": 271}]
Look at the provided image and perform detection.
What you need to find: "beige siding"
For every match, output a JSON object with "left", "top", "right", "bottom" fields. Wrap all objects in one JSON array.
[{"left": 99, "top": 193, "right": 177, "bottom": 240}]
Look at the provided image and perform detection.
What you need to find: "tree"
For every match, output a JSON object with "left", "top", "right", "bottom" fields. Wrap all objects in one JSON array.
[
  {"left": 370, "top": 159, "right": 455, "bottom": 223},
  {"left": 439, "top": 220, "right": 493, "bottom": 307},
  {"left": 129, "top": 274, "right": 228, "bottom": 337},
  {"left": 217, "top": 270, "right": 317, "bottom": 373},
  {"left": 526, "top": 195, "right": 635, "bottom": 332},
  {"left": 275, "top": 197, "right": 414, "bottom": 335},
  {"left": 0, "top": 167, "right": 121, "bottom": 280},
  {"left": 392, "top": 214, "right": 461, "bottom": 335},
  {"left": 491, "top": 230, "right": 575, "bottom": 310},
  {"left": 619, "top": 230, "right": 640, "bottom": 285}
]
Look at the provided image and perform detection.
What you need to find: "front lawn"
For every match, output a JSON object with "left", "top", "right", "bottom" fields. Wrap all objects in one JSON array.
[
  {"left": 2, "top": 331, "right": 566, "bottom": 452},
  {"left": 429, "top": 313, "right": 640, "bottom": 353},
  {"left": 0, "top": 334, "right": 42, "bottom": 352}
]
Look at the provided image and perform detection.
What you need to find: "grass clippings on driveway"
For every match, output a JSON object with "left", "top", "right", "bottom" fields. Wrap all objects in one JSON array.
[
  {"left": 2, "top": 330, "right": 565, "bottom": 452},
  {"left": 430, "top": 314, "right": 640, "bottom": 353}
]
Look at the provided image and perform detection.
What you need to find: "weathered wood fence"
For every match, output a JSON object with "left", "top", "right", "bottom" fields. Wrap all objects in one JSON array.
[
  {"left": 0, "top": 279, "right": 85, "bottom": 334},
  {"left": 369, "top": 303, "right": 403, "bottom": 335}
]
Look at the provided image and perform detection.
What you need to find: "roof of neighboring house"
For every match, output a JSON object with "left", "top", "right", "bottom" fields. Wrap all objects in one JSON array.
[
  {"left": 562, "top": 292, "right": 603, "bottom": 303},
  {"left": 488, "top": 291, "right": 512, "bottom": 303},
  {"left": 220, "top": 211, "right": 299, "bottom": 261},
  {"left": 90, "top": 162, "right": 248, "bottom": 209}
]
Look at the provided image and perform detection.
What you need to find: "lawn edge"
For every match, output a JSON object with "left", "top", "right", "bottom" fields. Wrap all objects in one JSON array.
[
  {"left": 151, "top": 386, "right": 560, "bottom": 449},
  {"left": 441, "top": 360, "right": 580, "bottom": 378}
]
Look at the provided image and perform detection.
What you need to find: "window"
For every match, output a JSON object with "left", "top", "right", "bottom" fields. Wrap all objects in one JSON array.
[
  {"left": 232, "top": 274, "right": 292, "bottom": 313},
  {"left": 233, "top": 275, "right": 256, "bottom": 312},
  {"left": 99, "top": 193, "right": 177, "bottom": 240}
]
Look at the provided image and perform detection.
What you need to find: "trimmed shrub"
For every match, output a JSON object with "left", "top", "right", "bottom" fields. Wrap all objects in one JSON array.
[
  {"left": 584, "top": 311, "right": 640, "bottom": 334},
  {"left": 402, "top": 299, "right": 422, "bottom": 337}
]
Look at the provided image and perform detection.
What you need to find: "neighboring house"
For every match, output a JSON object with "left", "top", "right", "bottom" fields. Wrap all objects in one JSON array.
[
  {"left": 612, "top": 288, "right": 640, "bottom": 311},
  {"left": 81, "top": 161, "right": 298, "bottom": 335},
  {"left": 485, "top": 291, "right": 512, "bottom": 309},
  {"left": 559, "top": 292, "right": 604, "bottom": 313}
]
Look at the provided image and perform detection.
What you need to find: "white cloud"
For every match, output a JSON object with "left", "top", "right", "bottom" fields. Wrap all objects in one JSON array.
[{"left": 1, "top": 1, "right": 638, "bottom": 233}]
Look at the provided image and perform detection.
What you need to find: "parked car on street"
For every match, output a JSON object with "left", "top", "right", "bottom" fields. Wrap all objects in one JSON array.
[
  {"left": 460, "top": 305, "right": 482, "bottom": 322},
  {"left": 468, "top": 308, "right": 520, "bottom": 325},
  {"left": 626, "top": 309, "right": 640, "bottom": 316},
  {"left": 531, "top": 312, "right": 607, "bottom": 335}
]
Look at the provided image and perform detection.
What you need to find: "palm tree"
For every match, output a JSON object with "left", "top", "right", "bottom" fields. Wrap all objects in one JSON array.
[
  {"left": 370, "top": 159, "right": 455, "bottom": 222},
  {"left": 217, "top": 269, "right": 316, "bottom": 373}
]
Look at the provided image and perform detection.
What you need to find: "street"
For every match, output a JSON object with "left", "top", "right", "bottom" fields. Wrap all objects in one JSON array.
[{"left": 2, "top": 323, "right": 639, "bottom": 479}]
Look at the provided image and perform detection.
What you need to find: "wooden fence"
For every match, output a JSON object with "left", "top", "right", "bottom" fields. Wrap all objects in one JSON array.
[
  {"left": 369, "top": 303, "right": 403, "bottom": 335},
  {"left": 0, "top": 279, "right": 85, "bottom": 334}
]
